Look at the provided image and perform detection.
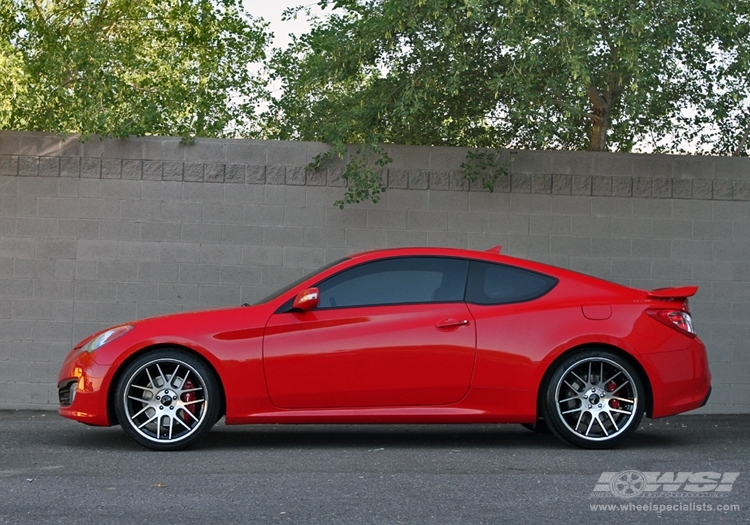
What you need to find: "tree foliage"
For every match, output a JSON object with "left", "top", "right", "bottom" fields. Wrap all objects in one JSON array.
[
  {"left": 3, "top": 0, "right": 748, "bottom": 208},
  {"left": 0, "top": 0, "right": 270, "bottom": 138},
  {"left": 265, "top": 0, "right": 749, "bottom": 205},
  {"left": 677, "top": 6, "right": 750, "bottom": 157}
]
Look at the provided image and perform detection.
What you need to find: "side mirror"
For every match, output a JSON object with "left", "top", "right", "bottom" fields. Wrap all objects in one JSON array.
[{"left": 292, "top": 287, "right": 319, "bottom": 311}]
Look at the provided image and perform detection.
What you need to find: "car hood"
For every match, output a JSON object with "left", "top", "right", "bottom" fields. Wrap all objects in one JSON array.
[{"left": 129, "top": 304, "right": 272, "bottom": 335}]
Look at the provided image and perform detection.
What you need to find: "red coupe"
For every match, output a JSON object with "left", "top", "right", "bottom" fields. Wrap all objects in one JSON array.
[{"left": 58, "top": 247, "right": 711, "bottom": 450}]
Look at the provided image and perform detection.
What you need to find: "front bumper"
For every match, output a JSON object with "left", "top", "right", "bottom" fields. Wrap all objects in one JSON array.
[{"left": 57, "top": 349, "right": 113, "bottom": 426}]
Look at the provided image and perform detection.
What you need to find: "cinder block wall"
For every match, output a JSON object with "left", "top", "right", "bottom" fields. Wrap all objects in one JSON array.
[{"left": 1, "top": 130, "right": 748, "bottom": 413}]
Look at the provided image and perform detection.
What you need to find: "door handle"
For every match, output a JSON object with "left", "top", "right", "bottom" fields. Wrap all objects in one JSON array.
[{"left": 436, "top": 319, "right": 470, "bottom": 330}]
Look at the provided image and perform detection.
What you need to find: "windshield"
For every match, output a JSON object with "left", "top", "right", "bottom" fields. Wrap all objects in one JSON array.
[{"left": 253, "top": 258, "right": 349, "bottom": 305}]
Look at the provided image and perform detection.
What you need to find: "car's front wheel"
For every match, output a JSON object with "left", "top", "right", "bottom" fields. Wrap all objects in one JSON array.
[
  {"left": 543, "top": 349, "right": 645, "bottom": 449},
  {"left": 114, "top": 349, "right": 220, "bottom": 451}
]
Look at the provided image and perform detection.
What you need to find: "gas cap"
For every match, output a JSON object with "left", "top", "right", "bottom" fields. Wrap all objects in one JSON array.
[{"left": 581, "top": 305, "right": 612, "bottom": 320}]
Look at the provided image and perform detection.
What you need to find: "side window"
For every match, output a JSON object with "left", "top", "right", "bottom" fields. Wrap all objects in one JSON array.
[
  {"left": 466, "top": 261, "right": 557, "bottom": 305},
  {"left": 316, "top": 257, "right": 469, "bottom": 309}
]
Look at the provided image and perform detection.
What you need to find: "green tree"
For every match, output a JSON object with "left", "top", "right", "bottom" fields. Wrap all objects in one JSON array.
[
  {"left": 266, "top": 0, "right": 749, "bottom": 205},
  {"left": 0, "top": 0, "right": 270, "bottom": 138},
  {"left": 677, "top": 4, "right": 750, "bottom": 157}
]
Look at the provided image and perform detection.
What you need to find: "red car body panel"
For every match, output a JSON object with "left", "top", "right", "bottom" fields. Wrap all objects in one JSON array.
[
  {"left": 263, "top": 302, "right": 476, "bottom": 408},
  {"left": 58, "top": 247, "right": 711, "bottom": 428}
]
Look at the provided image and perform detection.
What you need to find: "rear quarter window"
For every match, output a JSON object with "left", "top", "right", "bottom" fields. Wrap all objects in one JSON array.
[{"left": 466, "top": 261, "right": 557, "bottom": 305}]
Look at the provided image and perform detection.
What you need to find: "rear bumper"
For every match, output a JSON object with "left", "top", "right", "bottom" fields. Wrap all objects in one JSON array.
[
  {"left": 645, "top": 336, "right": 712, "bottom": 418},
  {"left": 699, "top": 385, "right": 712, "bottom": 408}
]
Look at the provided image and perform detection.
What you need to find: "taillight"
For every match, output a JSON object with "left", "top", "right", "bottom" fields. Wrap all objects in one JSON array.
[{"left": 646, "top": 309, "right": 696, "bottom": 338}]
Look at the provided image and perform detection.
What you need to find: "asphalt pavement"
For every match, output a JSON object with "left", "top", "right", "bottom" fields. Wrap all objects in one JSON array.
[{"left": 0, "top": 411, "right": 748, "bottom": 524}]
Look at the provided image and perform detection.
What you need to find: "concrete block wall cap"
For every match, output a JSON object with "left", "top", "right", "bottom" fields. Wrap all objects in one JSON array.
[
  {"left": 101, "top": 138, "right": 145, "bottom": 160},
  {"left": 0, "top": 135, "right": 23, "bottom": 156},
  {"left": 188, "top": 137, "right": 232, "bottom": 144},
  {"left": 674, "top": 156, "right": 715, "bottom": 179},
  {"left": 510, "top": 150, "right": 553, "bottom": 174},
  {"left": 185, "top": 142, "right": 227, "bottom": 163},
  {"left": 0, "top": 132, "right": 749, "bottom": 203},
  {"left": 551, "top": 154, "right": 594, "bottom": 176},
  {"left": 143, "top": 139, "right": 185, "bottom": 162},
  {"left": 16, "top": 135, "right": 63, "bottom": 157},
  {"left": 592, "top": 158, "right": 632, "bottom": 179},
  {"left": 267, "top": 143, "right": 310, "bottom": 166},
  {"left": 714, "top": 156, "right": 750, "bottom": 180},
  {"left": 382, "top": 144, "right": 432, "bottom": 170},
  {"left": 427, "top": 145, "right": 472, "bottom": 172}
]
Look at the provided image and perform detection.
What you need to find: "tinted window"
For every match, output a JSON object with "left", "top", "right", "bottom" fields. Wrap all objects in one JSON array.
[
  {"left": 316, "top": 257, "right": 469, "bottom": 309},
  {"left": 466, "top": 261, "right": 557, "bottom": 305},
  {"left": 257, "top": 258, "right": 348, "bottom": 305}
]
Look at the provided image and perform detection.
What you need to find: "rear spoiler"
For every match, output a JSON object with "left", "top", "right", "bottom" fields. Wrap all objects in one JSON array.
[{"left": 647, "top": 286, "right": 698, "bottom": 299}]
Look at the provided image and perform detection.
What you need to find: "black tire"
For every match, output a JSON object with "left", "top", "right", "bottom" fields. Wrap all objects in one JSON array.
[
  {"left": 114, "top": 349, "right": 220, "bottom": 451},
  {"left": 542, "top": 349, "right": 645, "bottom": 449}
]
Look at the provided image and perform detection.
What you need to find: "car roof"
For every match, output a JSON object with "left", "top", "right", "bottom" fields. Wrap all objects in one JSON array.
[
  {"left": 351, "top": 246, "right": 502, "bottom": 260},
  {"left": 345, "top": 246, "right": 640, "bottom": 297},
  {"left": 349, "top": 246, "right": 544, "bottom": 271}
]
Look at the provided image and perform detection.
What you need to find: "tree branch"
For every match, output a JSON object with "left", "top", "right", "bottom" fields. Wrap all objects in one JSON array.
[
  {"left": 30, "top": 0, "right": 49, "bottom": 30},
  {"left": 732, "top": 123, "right": 750, "bottom": 156},
  {"left": 586, "top": 83, "right": 607, "bottom": 112},
  {"left": 598, "top": 19, "right": 618, "bottom": 63},
  {"left": 92, "top": 0, "right": 110, "bottom": 32}
]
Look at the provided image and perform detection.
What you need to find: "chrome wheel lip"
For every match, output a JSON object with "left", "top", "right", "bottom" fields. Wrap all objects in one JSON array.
[
  {"left": 554, "top": 356, "right": 638, "bottom": 442},
  {"left": 122, "top": 358, "right": 209, "bottom": 444}
]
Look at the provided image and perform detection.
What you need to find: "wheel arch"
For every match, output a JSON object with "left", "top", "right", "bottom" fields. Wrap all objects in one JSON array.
[
  {"left": 536, "top": 343, "right": 654, "bottom": 421},
  {"left": 106, "top": 343, "right": 227, "bottom": 426}
]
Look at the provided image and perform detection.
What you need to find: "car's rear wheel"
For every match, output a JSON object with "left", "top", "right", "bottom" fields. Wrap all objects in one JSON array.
[
  {"left": 114, "top": 349, "right": 220, "bottom": 451},
  {"left": 543, "top": 349, "right": 644, "bottom": 449}
]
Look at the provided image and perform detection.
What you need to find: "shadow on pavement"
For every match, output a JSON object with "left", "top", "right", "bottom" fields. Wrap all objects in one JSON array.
[{"left": 51, "top": 421, "right": 690, "bottom": 452}]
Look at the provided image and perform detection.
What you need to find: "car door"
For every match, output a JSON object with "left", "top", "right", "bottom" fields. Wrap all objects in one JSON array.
[{"left": 263, "top": 257, "right": 476, "bottom": 409}]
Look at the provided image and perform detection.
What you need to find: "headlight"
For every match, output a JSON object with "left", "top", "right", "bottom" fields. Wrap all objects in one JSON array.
[{"left": 81, "top": 325, "right": 134, "bottom": 352}]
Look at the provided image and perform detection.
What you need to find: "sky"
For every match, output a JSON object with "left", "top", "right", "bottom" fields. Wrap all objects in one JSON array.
[
  {"left": 243, "top": 1, "right": 319, "bottom": 49},
  {"left": 241, "top": 1, "right": 322, "bottom": 102}
]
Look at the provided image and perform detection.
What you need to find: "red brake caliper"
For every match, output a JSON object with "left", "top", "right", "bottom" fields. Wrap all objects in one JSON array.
[
  {"left": 606, "top": 380, "right": 620, "bottom": 409},
  {"left": 182, "top": 378, "right": 197, "bottom": 423}
]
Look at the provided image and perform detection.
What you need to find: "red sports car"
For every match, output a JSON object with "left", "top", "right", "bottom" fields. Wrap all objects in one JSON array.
[{"left": 58, "top": 247, "right": 711, "bottom": 450}]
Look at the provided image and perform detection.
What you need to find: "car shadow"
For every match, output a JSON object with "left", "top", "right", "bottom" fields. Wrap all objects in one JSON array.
[
  {"left": 53, "top": 423, "right": 560, "bottom": 451},
  {"left": 194, "top": 422, "right": 687, "bottom": 451},
  {"left": 200, "top": 424, "right": 559, "bottom": 450},
  {"left": 52, "top": 421, "right": 695, "bottom": 452}
]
